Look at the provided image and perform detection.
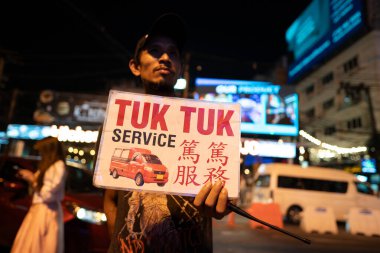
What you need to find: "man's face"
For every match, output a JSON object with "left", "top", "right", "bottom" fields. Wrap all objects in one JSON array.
[{"left": 133, "top": 36, "right": 182, "bottom": 88}]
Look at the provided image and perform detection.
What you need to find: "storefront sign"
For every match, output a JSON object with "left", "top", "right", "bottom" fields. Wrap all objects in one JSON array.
[
  {"left": 240, "top": 139, "right": 296, "bottom": 158},
  {"left": 6, "top": 124, "right": 98, "bottom": 143},
  {"left": 34, "top": 90, "right": 108, "bottom": 125}
]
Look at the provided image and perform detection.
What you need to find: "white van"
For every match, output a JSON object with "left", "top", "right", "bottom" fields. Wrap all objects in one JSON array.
[{"left": 253, "top": 163, "right": 380, "bottom": 224}]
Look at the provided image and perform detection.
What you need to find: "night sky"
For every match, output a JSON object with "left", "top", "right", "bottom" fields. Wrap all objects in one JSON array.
[{"left": 0, "top": 0, "right": 311, "bottom": 92}]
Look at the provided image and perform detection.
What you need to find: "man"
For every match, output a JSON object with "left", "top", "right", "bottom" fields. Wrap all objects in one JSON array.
[{"left": 103, "top": 13, "right": 230, "bottom": 253}]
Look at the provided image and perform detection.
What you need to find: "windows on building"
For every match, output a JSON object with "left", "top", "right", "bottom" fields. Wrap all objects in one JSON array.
[
  {"left": 321, "top": 72, "right": 334, "bottom": 85},
  {"left": 305, "top": 84, "right": 314, "bottom": 95},
  {"left": 324, "top": 125, "right": 336, "bottom": 135},
  {"left": 305, "top": 108, "right": 315, "bottom": 118},
  {"left": 347, "top": 117, "right": 362, "bottom": 129},
  {"left": 343, "top": 56, "right": 358, "bottom": 73},
  {"left": 323, "top": 98, "right": 335, "bottom": 110}
]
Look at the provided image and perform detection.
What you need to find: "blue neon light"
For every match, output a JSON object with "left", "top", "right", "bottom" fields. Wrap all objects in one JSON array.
[
  {"left": 195, "top": 77, "right": 272, "bottom": 87},
  {"left": 6, "top": 124, "right": 51, "bottom": 140},
  {"left": 331, "top": 0, "right": 354, "bottom": 24},
  {"left": 361, "top": 158, "right": 377, "bottom": 174},
  {"left": 287, "top": 0, "right": 364, "bottom": 82},
  {"left": 332, "top": 11, "right": 362, "bottom": 43},
  {"left": 0, "top": 131, "right": 8, "bottom": 145},
  {"left": 289, "top": 40, "right": 331, "bottom": 77}
]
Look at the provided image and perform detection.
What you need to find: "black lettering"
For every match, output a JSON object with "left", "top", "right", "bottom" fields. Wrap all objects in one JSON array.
[
  {"left": 143, "top": 132, "right": 152, "bottom": 145},
  {"left": 168, "top": 134, "right": 176, "bottom": 148},
  {"left": 111, "top": 129, "right": 176, "bottom": 147},
  {"left": 157, "top": 134, "right": 166, "bottom": 147},
  {"left": 112, "top": 129, "right": 121, "bottom": 142},
  {"left": 152, "top": 133, "right": 157, "bottom": 145},
  {"left": 132, "top": 130, "right": 142, "bottom": 144},
  {"left": 122, "top": 129, "right": 131, "bottom": 143}
]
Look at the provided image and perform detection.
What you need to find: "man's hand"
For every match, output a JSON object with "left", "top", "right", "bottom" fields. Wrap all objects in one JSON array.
[{"left": 193, "top": 180, "right": 230, "bottom": 219}]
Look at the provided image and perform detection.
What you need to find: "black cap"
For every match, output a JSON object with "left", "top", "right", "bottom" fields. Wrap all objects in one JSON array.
[{"left": 133, "top": 13, "right": 186, "bottom": 62}]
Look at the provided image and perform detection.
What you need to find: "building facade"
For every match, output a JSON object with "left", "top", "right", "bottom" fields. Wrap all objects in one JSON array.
[{"left": 287, "top": 0, "right": 380, "bottom": 175}]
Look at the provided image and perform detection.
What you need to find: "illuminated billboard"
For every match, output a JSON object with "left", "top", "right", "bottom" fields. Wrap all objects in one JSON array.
[
  {"left": 194, "top": 78, "right": 299, "bottom": 136},
  {"left": 286, "top": 0, "right": 365, "bottom": 82}
]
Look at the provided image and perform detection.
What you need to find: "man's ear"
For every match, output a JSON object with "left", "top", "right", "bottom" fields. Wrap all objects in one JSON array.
[{"left": 129, "top": 59, "right": 141, "bottom": 77}]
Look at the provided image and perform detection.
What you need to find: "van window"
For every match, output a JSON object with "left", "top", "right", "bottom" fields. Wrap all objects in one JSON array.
[
  {"left": 355, "top": 182, "right": 374, "bottom": 195},
  {"left": 132, "top": 153, "right": 141, "bottom": 162},
  {"left": 255, "top": 175, "right": 270, "bottom": 187},
  {"left": 113, "top": 148, "right": 122, "bottom": 157},
  {"left": 278, "top": 176, "right": 348, "bottom": 193},
  {"left": 143, "top": 154, "right": 162, "bottom": 165},
  {"left": 121, "top": 149, "right": 130, "bottom": 159}
]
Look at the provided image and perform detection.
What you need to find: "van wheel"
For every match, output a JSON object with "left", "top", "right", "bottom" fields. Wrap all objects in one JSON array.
[
  {"left": 157, "top": 183, "right": 165, "bottom": 187},
  {"left": 112, "top": 170, "right": 119, "bottom": 179},
  {"left": 286, "top": 206, "right": 303, "bottom": 224},
  {"left": 135, "top": 174, "right": 144, "bottom": 186}
]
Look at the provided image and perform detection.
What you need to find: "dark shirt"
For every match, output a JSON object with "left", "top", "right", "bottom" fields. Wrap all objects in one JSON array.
[
  {"left": 95, "top": 126, "right": 213, "bottom": 253},
  {"left": 107, "top": 191, "right": 212, "bottom": 253}
]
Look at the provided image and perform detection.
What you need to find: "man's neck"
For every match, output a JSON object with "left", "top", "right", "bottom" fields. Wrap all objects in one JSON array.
[{"left": 144, "top": 84, "right": 176, "bottom": 97}]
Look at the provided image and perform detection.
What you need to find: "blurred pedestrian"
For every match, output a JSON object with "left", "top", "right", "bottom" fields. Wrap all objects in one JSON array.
[
  {"left": 11, "top": 136, "right": 67, "bottom": 253},
  {"left": 102, "top": 13, "right": 231, "bottom": 253}
]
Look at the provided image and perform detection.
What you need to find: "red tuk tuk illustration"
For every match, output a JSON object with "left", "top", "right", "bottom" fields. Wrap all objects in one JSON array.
[{"left": 109, "top": 148, "right": 168, "bottom": 187}]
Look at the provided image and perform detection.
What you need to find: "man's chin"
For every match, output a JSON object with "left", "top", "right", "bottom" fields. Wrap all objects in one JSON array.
[{"left": 142, "top": 76, "right": 177, "bottom": 90}]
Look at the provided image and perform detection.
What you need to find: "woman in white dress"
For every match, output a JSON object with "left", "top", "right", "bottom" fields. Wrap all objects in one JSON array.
[{"left": 11, "top": 136, "right": 67, "bottom": 253}]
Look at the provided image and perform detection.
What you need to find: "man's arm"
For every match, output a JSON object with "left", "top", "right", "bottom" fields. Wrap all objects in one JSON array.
[
  {"left": 95, "top": 126, "right": 118, "bottom": 236},
  {"left": 104, "top": 189, "right": 118, "bottom": 238}
]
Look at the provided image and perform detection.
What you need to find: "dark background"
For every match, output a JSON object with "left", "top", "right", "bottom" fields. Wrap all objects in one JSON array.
[{"left": 0, "top": 0, "right": 311, "bottom": 92}]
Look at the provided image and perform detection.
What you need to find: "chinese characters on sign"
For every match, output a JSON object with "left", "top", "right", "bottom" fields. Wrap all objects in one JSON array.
[
  {"left": 175, "top": 140, "right": 230, "bottom": 186},
  {"left": 93, "top": 90, "right": 241, "bottom": 198}
]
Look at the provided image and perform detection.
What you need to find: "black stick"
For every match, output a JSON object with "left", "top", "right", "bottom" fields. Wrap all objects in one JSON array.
[{"left": 227, "top": 203, "right": 311, "bottom": 245}]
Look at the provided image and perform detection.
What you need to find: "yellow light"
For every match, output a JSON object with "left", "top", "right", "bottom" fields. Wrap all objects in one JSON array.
[
  {"left": 299, "top": 129, "right": 367, "bottom": 154},
  {"left": 79, "top": 150, "right": 84, "bottom": 156},
  {"left": 90, "top": 150, "right": 96, "bottom": 156}
]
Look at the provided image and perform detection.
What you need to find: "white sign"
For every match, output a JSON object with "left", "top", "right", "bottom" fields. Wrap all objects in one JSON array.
[
  {"left": 93, "top": 90, "right": 241, "bottom": 198},
  {"left": 240, "top": 139, "right": 296, "bottom": 158}
]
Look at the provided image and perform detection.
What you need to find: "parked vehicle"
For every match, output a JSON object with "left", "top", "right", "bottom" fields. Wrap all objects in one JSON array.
[
  {"left": 253, "top": 163, "right": 380, "bottom": 224},
  {"left": 109, "top": 147, "right": 168, "bottom": 187},
  {"left": 0, "top": 155, "right": 109, "bottom": 253}
]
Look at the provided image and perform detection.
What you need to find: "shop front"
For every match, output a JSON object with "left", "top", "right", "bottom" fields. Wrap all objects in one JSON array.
[{"left": 2, "top": 89, "right": 108, "bottom": 170}]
